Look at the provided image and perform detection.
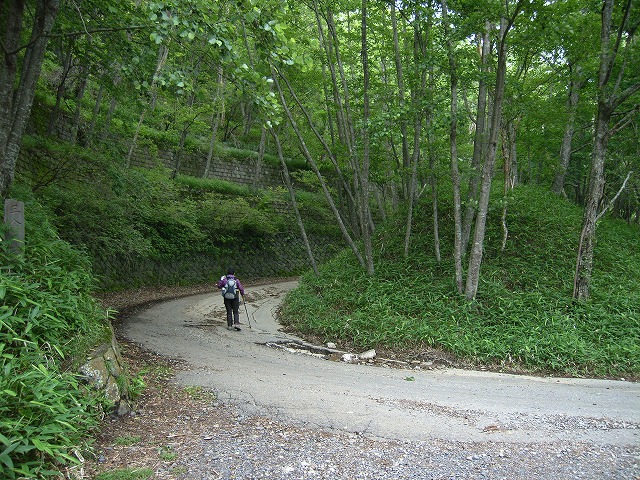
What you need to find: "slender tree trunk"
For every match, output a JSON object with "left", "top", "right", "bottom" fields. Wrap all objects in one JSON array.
[
  {"left": 312, "top": 0, "right": 347, "bottom": 145},
  {"left": 508, "top": 119, "right": 519, "bottom": 185},
  {"left": 442, "top": 0, "right": 464, "bottom": 293},
  {"left": 272, "top": 65, "right": 366, "bottom": 269},
  {"left": 125, "top": 44, "right": 169, "bottom": 168},
  {"left": 172, "top": 57, "right": 202, "bottom": 177},
  {"left": 277, "top": 69, "right": 358, "bottom": 219},
  {"left": 403, "top": 110, "right": 422, "bottom": 259},
  {"left": 204, "top": 67, "right": 225, "bottom": 178},
  {"left": 70, "top": 55, "right": 90, "bottom": 145},
  {"left": 552, "top": 64, "right": 583, "bottom": 196},
  {"left": 462, "top": 23, "right": 491, "bottom": 254},
  {"left": 100, "top": 94, "right": 118, "bottom": 142},
  {"left": 1, "top": 0, "right": 61, "bottom": 199},
  {"left": 325, "top": 8, "right": 363, "bottom": 232},
  {"left": 172, "top": 115, "right": 196, "bottom": 178},
  {"left": 47, "top": 40, "right": 74, "bottom": 136},
  {"left": 391, "top": 3, "right": 410, "bottom": 198},
  {"left": 271, "top": 129, "right": 319, "bottom": 275},
  {"left": 374, "top": 186, "right": 387, "bottom": 222},
  {"left": 360, "top": 0, "right": 374, "bottom": 274},
  {"left": 312, "top": 0, "right": 361, "bottom": 227},
  {"left": 427, "top": 72, "right": 441, "bottom": 263},
  {"left": 403, "top": 20, "right": 428, "bottom": 258},
  {"left": 253, "top": 127, "right": 267, "bottom": 189},
  {"left": 574, "top": 105, "right": 611, "bottom": 300},
  {"left": 86, "top": 83, "right": 103, "bottom": 145},
  {"left": 326, "top": 10, "right": 357, "bottom": 159},
  {"left": 466, "top": 8, "right": 521, "bottom": 300},
  {"left": 501, "top": 120, "right": 517, "bottom": 251},
  {"left": 319, "top": 65, "right": 337, "bottom": 148}
]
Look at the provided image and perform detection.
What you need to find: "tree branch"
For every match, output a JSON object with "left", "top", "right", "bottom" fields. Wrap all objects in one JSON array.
[
  {"left": 5, "top": 25, "right": 150, "bottom": 56},
  {"left": 609, "top": 104, "right": 640, "bottom": 136},
  {"left": 611, "top": 83, "right": 640, "bottom": 111},
  {"left": 596, "top": 171, "right": 634, "bottom": 222}
]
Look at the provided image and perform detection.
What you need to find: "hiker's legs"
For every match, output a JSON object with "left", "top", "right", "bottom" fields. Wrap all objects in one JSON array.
[
  {"left": 231, "top": 297, "right": 240, "bottom": 325},
  {"left": 224, "top": 298, "right": 233, "bottom": 327}
]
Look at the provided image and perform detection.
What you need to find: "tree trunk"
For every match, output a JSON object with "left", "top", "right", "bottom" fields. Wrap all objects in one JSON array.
[
  {"left": 391, "top": 3, "right": 410, "bottom": 198},
  {"left": 277, "top": 69, "right": 358, "bottom": 225},
  {"left": 573, "top": 105, "right": 611, "bottom": 300},
  {"left": 404, "top": 18, "right": 429, "bottom": 259},
  {"left": 311, "top": 0, "right": 361, "bottom": 227},
  {"left": 552, "top": 64, "right": 583, "bottom": 196},
  {"left": 462, "top": 23, "right": 491, "bottom": 254},
  {"left": 172, "top": 57, "right": 202, "bottom": 177},
  {"left": 325, "top": 8, "right": 363, "bottom": 231},
  {"left": 501, "top": 119, "right": 517, "bottom": 251},
  {"left": 360, "top": 0, "right": 374, "bottom": 275},
  {"left": 86, "top": 83, "right": 104, "bottom": 145},
  {"left": 465, "top": 10, "right": 519, "bottom": 301},
  {"left": 272, "top": 129, "right": 319, "bottom": 275},
  {"left": 272, "top": 65, "right": 366, "bottom": 269},
  {"left": 326, "top": 10, "right": 357, "bottom": 159},
  {"left": 204, "top": 67, "right": 225, "bottom": 179},
  {"left": 100, "top": 94, "right": 118, "bottom": 143},
  {"left": 442, "top": 0, "right": 464, "bottom": 293},
  {"left": 125, "top": 44, "right": 169, "bottom": 168},
  {"left": 1, "top": 0, "right": 61, "bottom": 200},
  {"left": 312, "top": 1, "right": 346, "bottom": 145},
  {"left": 70, "top": 54, "right": 90, "bottom": 145},
  {"left": 573, "top": 0, "right": 640, "bottom": 300},
  {"left": 47, "top": 40, "right": 74, "bottom": 136},
  {"left": 253, "top": 127, "right": 267, "bottom": 189}
]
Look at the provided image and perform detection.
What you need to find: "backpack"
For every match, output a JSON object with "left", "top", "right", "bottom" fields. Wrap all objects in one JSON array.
[{"left": 222, "top": 277, "right": 238, "bottom": 299}]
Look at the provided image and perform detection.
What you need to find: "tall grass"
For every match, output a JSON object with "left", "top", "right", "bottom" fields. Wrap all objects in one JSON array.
[{"left": 280, "top": 185, "right": 640, "bottom": 379}]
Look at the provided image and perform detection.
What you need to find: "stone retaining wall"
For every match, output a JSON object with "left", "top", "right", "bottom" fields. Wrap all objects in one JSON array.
[
  {"left": 79, "top": 324, "right": 131, "bottom": 415},
  {"left": 128, "top": 145, "right": 285, "bottom": 188}
]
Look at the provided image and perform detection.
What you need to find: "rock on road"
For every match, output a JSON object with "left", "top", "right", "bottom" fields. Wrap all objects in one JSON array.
[{"left": 121, "top": 280, "right": 640, "bottom": 478}]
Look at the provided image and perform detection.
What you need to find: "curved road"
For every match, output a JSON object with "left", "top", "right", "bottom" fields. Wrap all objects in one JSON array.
[{"left": 122, "top": 281, "right": 639, "bottom": 447}]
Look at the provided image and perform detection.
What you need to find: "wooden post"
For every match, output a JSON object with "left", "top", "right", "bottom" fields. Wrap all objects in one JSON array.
[{"left": 4, "top": 199, "right": 24, "bottom": 254}]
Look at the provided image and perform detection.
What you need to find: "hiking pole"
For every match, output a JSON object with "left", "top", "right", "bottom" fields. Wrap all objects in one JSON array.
[{"left": 242, "top": 293, "right": 252, "bottom": 329}]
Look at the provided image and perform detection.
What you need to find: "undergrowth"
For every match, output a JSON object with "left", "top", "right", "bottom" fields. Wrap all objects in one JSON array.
[
  {"left": 0, "top": 188, "right": 111, "bottom": 478},
  {"left": 280, "top": 186, "right": 640, "bottom": 379}
]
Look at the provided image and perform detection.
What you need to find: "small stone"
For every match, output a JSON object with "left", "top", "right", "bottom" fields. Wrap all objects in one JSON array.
[
  {"left": 326, "top": 342, "right": 337, "bottom": 349},
  {"left": 359, "top": 349, "right": 376, "bottom": 360},
  {"left": 342, "top": 353, "right": 358, "bottom": 363}
]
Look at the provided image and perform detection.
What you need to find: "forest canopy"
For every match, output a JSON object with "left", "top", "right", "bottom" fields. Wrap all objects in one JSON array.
[{"left": 1, "top": 0, "right": 639, "bottom": 300}]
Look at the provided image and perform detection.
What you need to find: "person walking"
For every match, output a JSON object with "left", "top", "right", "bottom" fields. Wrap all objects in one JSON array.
[{"left": 217, "top": 268, "right": 245, "bottom": 331}]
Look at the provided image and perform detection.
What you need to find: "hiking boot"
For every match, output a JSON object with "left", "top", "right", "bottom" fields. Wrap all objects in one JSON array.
[
  {"left": 234, "top": 324, "right": 242, "bottom": 331},
  {"left": 227, "top": 326, "right": 234, "bottom": 331}
]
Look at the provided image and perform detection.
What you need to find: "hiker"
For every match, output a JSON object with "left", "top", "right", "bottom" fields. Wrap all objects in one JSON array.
[{"left": 217, "top": 268, "right": 245, "bottom": 331}]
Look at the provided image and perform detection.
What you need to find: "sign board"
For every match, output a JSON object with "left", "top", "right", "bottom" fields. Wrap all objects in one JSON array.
[{"left": 4, "top": 199, "right": 24, "bottom": 254}]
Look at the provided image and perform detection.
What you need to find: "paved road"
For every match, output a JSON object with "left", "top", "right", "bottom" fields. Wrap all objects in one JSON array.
[{"left": 122, "top": 280, "right": 640, "bottom": 447}]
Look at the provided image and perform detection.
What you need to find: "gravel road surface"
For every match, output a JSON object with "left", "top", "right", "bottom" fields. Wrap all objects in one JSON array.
[{"left": 120, "top": 280, "right": 640, "bottom": 479}]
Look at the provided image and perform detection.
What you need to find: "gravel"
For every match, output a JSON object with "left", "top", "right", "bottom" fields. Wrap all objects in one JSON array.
[{"left": 176, "top": 411, "right": 638, "bottom": 480}]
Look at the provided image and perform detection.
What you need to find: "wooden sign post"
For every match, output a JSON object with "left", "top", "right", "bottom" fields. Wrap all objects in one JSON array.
[{"left": 4, "top": 199, "right": 25, "bottom": 254}]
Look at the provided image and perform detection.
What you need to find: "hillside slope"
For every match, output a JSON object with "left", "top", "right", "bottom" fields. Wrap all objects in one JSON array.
[{"left": 280, "top": 185, "right": 640, "bottom": 379}]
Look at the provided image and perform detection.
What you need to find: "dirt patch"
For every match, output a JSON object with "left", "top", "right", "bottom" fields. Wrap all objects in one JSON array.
[{"left": 81, "top": 341, "right": 221, "bottom": 478}]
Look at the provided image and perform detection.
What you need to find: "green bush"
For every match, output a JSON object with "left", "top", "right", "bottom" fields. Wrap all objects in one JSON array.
[{"left": 0, "top": 189, "right": 110, "bottom": 478}]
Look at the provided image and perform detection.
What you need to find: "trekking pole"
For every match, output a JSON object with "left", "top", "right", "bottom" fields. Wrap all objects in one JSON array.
[{"left": 242, "top": 293, "right": 252, "bottom": 329}]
